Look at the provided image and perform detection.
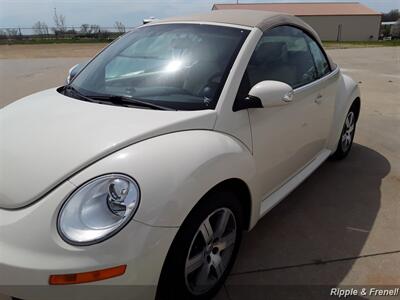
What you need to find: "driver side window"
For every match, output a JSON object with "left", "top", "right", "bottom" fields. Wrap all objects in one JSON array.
[{"left": 236, "top": 25, "right": 319, "bottom": 101}]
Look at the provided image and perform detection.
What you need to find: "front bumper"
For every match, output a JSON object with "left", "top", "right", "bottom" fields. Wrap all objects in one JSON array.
[{"left": 0, "top": 181, "right": 178, "bottom": 300}]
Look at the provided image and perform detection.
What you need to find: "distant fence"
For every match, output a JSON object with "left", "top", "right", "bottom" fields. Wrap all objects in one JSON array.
[{"left": 0, "top": 26, "right": 138, "bottom": 43}]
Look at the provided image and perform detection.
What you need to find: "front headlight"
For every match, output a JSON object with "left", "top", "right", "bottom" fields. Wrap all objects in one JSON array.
[{"left": 58, "top": 174, "right": 140, "bottom": 245}]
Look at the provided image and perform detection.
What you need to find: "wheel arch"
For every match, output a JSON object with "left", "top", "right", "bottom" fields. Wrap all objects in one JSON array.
[
  {"left": 155, "top": 178, "right": 250, "bottom": 300},
  {"left": 193, "top": 178, "right": 253, "bottom": 231},
  {"left": 352, "top": 97, "right": 361, "bottom": 122},
  {"left": 327, "top": 72, "right": 361, "bottom": 151}
]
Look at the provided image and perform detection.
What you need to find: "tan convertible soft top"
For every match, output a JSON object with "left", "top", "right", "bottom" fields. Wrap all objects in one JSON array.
[
  {"left": 152, "top": 9, "right": 319, "bottom": 40},
  {"left": 151, "top": 9, "right": 334, "bottom": 69}
]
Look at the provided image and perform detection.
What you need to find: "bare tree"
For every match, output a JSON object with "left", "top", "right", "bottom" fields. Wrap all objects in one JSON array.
[
  {"left": 80, "top": 24, "right": 91, "bottom": 34},
  {"left": 6, "top": 28, "right": 19, "bottom": 37},
  {"left": 115, "top": 21, "right": 126, "bottom": 33},
  {"left": 33, "top": 21, "right": 49, "bottom": 36},
  {"left": 53, "top": 9, "right": 66, "bottom": 33},
  {"left": 90, "top": 24, "right": 100, "bottom": 33}
]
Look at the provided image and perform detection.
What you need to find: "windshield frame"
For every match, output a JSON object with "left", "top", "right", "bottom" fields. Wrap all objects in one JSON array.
[{"left": 66, "top": 23, "right": 250, "bottom": 111}]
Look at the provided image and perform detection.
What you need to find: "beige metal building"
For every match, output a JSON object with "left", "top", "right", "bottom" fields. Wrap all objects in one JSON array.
[{"left": 212, "top": 2, "right": 382, "bottom": 41}]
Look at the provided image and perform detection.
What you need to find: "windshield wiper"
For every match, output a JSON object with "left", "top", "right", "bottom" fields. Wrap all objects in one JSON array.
[
  {"left": 86, "top": 94, "right": 173, "bottom": 111},
  {"left": 63, "top": 86, "right": 172, "bottom": 111},
  {"left": 63, "top": 85, "right": 99, "bottom": 103}
]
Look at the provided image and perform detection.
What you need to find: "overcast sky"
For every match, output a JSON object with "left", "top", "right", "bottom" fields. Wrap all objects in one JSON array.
[{"left": 0, "top": 0, "right": 398, "bottom": 28}]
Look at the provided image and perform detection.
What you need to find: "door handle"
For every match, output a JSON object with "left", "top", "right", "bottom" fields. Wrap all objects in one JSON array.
[{"left": 314, "top": 94, "right": 323, "bottom": 104}]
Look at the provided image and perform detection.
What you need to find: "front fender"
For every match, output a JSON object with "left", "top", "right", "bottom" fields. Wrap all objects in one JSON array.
[
  {"left": 69, "top": 130, "right": 256, "bottom": 227},
  {"left": 327, "top": 71, "right": 361, "bottom": 151}
]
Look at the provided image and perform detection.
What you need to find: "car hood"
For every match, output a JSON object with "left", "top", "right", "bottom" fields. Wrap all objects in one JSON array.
[{"left": 0, "top": 88, "right": 216, "bottom": 209}]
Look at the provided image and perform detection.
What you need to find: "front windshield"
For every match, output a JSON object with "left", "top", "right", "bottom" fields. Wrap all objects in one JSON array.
[{"left": 69, "top": 24, "right": 249, "bottom": 110}]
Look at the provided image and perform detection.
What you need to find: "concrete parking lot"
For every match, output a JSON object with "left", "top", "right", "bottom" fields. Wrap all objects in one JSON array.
[{"left": 0, "top": 45, "right": 399, "bottom": 300}]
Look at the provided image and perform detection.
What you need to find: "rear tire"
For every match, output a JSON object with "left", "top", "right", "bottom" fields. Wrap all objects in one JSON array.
[
  {"left": 157, "top": 189, "right": 243, "bottom": 300},
  {"left": 331, "top": 105, "right": 357, "bottom": 160}
]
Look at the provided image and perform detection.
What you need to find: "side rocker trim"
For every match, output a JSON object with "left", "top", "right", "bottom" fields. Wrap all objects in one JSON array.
[{"left": 259, "top": 149, "right": 331, "bottom": 218}]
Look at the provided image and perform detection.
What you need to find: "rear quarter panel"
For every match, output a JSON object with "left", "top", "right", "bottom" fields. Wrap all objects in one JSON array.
[{"left": 327, "top": 71, "right": 360, "bottom": 151}]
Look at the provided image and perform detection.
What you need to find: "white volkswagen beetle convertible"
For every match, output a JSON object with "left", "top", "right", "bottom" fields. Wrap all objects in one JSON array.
[{"left": 0, "top": 10, "right": 360, "bottom": 300}]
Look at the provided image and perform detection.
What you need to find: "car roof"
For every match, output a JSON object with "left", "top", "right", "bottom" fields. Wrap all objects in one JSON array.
[
  {"left": 150, "top": 9, "right": 317, "bottom": 35},
  {"left": 147, "top": 9, "right": 335, "bottom": 70}
]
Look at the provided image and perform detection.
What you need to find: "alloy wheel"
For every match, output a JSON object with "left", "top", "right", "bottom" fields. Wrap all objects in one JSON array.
[
  {"left": 184, "top": 207, "right": 237, "bottom": 295},
  {"left": 341, "top": 111, "right": 355, "bottom": 152}
]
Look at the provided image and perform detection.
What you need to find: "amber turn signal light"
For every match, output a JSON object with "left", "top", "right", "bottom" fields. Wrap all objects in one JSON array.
[{"left": 49, "top": 265, "right": 127, "bottom": 285}]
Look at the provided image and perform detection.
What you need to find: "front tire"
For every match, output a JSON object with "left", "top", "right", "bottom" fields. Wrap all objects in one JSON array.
[
  {"left": 157, "top": 189, "right": 243, "bottom": 300},
  {"left": 331, "top": 105, "right": 357, "bottom": 160}
]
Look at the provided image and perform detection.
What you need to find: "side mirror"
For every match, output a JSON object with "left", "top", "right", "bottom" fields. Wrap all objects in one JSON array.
[
  {"left": 66, "top": 63, "right": 85, "bottom": 84},
  {"left": 249, "top": 80, "right": 294, "bottom": 108}
]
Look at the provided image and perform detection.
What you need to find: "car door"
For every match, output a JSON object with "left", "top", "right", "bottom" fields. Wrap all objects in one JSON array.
[
  {"left": 305, "top": 33, "right": 338, "bottom": 148},
  {"left": 235, "top": 25, "right": 334, "bottom": 199}
]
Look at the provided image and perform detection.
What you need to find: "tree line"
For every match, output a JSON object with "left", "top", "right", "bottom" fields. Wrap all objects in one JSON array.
[
  {"left": 381, "top": 9, "right": 400, "bottom": 22},
  {"left": 32, "top": 11, "right": 126, "bottom": 36},
  {"left": 0, "top": 10, "right": 127, "bottom": 38}
]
